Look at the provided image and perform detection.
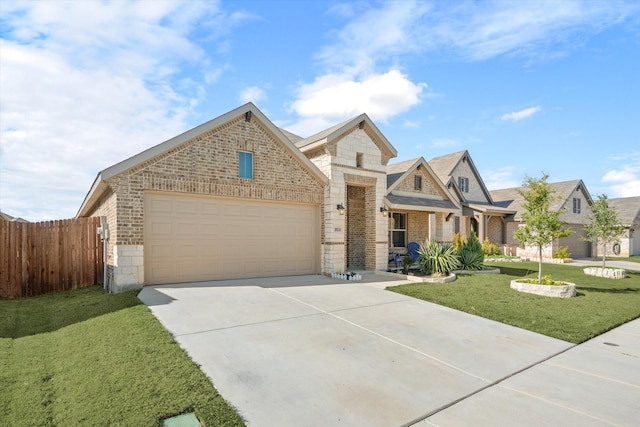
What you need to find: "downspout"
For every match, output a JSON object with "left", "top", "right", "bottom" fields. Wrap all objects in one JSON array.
[{"left": 99, "top": 216, "right": 109, "bottom": 291}]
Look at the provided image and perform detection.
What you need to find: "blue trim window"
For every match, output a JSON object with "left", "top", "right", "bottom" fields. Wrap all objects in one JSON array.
[{"left": 239, "top": 151, "right": 253, "bottom": 179}]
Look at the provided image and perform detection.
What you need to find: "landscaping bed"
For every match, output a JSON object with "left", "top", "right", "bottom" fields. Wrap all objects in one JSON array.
[
  {"left": 387, "top": 261, "right": 640, "bottom": 344},
  {"left": 0, "top": 287, "right": 244, "bottom": 427}
]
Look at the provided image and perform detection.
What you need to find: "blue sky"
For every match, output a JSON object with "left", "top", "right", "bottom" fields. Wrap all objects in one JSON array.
[{"left": 1, "top": 0, "right": 639, "bottom": 221}]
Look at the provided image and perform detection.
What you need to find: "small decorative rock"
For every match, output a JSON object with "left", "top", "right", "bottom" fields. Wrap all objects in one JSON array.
[{"left": 583, "top": 267, "right": 625, "bottom": 279}]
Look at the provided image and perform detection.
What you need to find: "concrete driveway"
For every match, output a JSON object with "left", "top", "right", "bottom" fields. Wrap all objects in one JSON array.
[{"left": 138, "top": 274, "right": 637, "bottom": 426}]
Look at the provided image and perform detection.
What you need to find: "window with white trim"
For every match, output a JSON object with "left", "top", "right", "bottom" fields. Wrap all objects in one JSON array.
[
  {"left": 239, "top": 151, "right": 253, "bottom": 179},
  {"left": 458, "top": 177, "right": 469, "bottom": 193},
  {"left": 389, "top": 212, "right": 407, "bottom": 247}
]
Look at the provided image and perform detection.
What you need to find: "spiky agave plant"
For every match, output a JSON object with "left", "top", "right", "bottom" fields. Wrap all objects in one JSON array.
[{"left": 418, "top": 240, "right": 460, "bottom": 275}]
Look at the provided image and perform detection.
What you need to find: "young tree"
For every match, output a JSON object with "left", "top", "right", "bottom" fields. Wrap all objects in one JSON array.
[
  {"left": 513, "top": 174, "right": 573, "bottom": 282},
  {"left": 584, "top": 194, "right": 625, "bottom": 270}
]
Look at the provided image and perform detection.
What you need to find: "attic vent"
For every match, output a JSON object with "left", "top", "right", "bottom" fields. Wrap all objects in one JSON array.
[
  {"left": 356, "top": 152, "right": 363, "bottom": 168},
  {"left": 358, "top": 120, "right": 365, "bottom": 129},
  {"left": 245, "top": 111, "right": 252, "bottom": 122}
]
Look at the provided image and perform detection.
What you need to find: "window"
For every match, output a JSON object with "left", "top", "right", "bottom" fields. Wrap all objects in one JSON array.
[
  {"left": 414, "top": 175, "right": 422, "bottom": 191},
  {"left": 458, "top": 177, "right": 469, "bottom": 193},
  {"left": 389, "top": 212, "right": 407, "bottom": 247},
  {"left": 356, "top": 152, "right": 363, "bottom": 168},
  {"left": 239, "top": 151, "right": 253, "bottom": 179},
  {"left": 573, "top": 197, "right": 581, "bottom": 214}
]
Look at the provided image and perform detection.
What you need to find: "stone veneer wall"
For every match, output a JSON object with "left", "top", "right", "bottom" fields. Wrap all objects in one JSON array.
[
  {"left": 306, "top": 125, "right": 390, "bottom": 273},
  {"left": 85, "top": 115, "right": 325, "bottom": 292},
  {"left": 451, "top": 157, "right": 490, "bottom": 203}
]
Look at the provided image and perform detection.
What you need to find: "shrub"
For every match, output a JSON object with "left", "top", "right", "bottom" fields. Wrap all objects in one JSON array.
[
  {"left": 418, "top": 240, "right": 460, "bottom": 275},
  {"left": 401, "top": 254, "right": 413, "bottom": 272},
  {"left": 482, "top": 237, "right": 501, "bottom": 256},
  {"left": 519, "top": 275, "right": 564, "bottom": 285},
  {"left": 458, "top": 230, "right": 484, "bottom": 270},
  {"left": 452, "top": 233, "right": 465, "bottom": 253},
  {"left": 553, "top": 246, "right": 572, "bottom": 259}
]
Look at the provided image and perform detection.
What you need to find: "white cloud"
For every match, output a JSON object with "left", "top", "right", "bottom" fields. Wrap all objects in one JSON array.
[
  {"left": 239, "top": 86, "right": 267, "bottom": 104},
  {"left": 287, "top": 70, "right": 426, "bottom": 135},
  {"left": 482, "top": 167, "right": 520, "bottom": 191},
  {"left": 500, "top": 106, "right": 542, "bottom": 122},
  {"left": 0, "top": 1, "right": 249, "bottom": 221},
  {"left": 601, "top": 159, "right": 640, "bottom": 197}
]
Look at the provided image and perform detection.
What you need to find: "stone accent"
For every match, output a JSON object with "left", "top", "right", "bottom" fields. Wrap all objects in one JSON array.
[
  {"left": 510, "top": 279, "right": 576, "bottom": 298},
  {"left": 450, "top": 156, "right": 490, "bottom": 203},
  {"left": 111, "top": 245, "right": 144, "bottom": 293},
  {"left": 583, "top": 267, "right": 625, "bottom": 279}
]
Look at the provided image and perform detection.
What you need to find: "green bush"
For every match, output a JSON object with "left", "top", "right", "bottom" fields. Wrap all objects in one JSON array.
[
  {"left": 553, "top": 246, "right": 572, "bottom": 259},
  {"left": 458, "top": 230, "right": 484, "bottom": 270},
  {"left": 418, "top": 240, "right": 460, "bottom": 275},
  {"left": 452, "top": 232, "right": 465, "bottom": 253},
  {"left": 482, "top": 237, "right": 501, "bottom": 256}
]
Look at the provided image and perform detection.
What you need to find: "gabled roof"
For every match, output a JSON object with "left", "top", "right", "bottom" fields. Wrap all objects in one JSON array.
[
  {"left": 428, "top": 150, "right": 494, "bottom": 204},
  {"left": 77, "top": 103, "right": 328, "bottom": 217},
  {"left": 491, "top": 179, "right": 593, "bottom": 221},
  {"left": 294, "top": 114, "right": 397, "bottom": 159},
  {"left": 0, "top": 211, "right": 29, "bottom": 222},
  {"left": 279, "top": 127, "right": 303, "bottom": 144},
  {"left": 385, "top": 157, "right": 462, "bottom": 212},
  {"left": 607, "top": 196, "right": 640, "bottom": 226},
  {"left": 385, "top": 194, "right": 459, "bottom": 213}
]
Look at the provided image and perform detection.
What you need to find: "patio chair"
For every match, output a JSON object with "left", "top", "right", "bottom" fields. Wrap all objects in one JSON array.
[{"left": 407, "top": 242, "right": 420, "bottom": 263}]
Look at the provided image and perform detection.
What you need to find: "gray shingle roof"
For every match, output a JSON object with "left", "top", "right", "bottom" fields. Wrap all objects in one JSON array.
[
  {"left": 490, "top": 179, "right": 590, "bottom": 220},
  {"left": 385, "top": 194, "right": 458, "bottom": 211},
  {"left": 607, "top": 196, "right": 640, "bottom": 226},
  {"left": 428, "top": 150, "right": 466, "bottom": 183},
  {"left": 386, "top": 158, "right": 421, "bottom": 188}
]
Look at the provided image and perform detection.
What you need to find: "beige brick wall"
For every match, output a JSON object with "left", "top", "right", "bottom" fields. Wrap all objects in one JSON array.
[
  {"left": 101, "top": 116, "right": 324, "bottom": 246},
  {"left": 85, "top": 115, "right": 325, "bottom": 290},
  {"left": 487, "top": 216, "right": 503, "bottom": 244},
  {"left": 394, "top": 167, "right": 446, "bottom": 198}
]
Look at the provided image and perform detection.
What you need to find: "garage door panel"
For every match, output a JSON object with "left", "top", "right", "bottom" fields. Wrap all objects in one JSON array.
[{"left": 145, "top": 193, "right": 319, "bottom": 285}]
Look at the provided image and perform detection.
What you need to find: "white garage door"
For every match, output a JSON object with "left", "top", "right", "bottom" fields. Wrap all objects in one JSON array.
[
  {"left": 144, "top": 192, "right": 320, "bottom": 285},
  {"left": 558, "top": 224, "right": 591, "bottom": 259}
]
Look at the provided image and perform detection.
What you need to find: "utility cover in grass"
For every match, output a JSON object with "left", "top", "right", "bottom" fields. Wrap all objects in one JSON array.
[{"left": 160, "top": 413, "right": 200, "bottom": 427}]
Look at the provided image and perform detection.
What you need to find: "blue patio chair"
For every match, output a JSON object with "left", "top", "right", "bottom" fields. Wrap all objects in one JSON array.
[{"left": 407, "top": 242, "right": 420, "bottom": 262}]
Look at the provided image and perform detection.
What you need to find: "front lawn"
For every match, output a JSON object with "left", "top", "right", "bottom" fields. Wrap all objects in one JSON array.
[
  {"left": 388, "top": 261, "right": 640, "bottom": 344},
  {"left": 0, "top": 286, "right": 244, "bottom": 427}
]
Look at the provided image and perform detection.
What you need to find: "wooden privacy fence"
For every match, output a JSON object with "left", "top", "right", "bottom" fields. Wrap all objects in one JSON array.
[{"left": 0, "top": 217, "right": 104, "bottom": 298}]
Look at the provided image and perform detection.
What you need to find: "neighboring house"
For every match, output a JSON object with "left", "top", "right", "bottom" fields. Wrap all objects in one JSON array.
[
  {"left": 491, "top": 180, "right": 594, "bottom": 259},
  {"left": 428, "top": 150, "right": 514, "bottom": 245},
  {"left": 78, "top": 103, "right": 328, "bottom": 292},
  {"left": 385, "top": 157, "right": 461, "bottom": 252},
  {"left": 594, "top": 196, "right": 640, "bottom": 257},
  {"left": 0, "top": 211, "right": 29, "bottom": 222}
]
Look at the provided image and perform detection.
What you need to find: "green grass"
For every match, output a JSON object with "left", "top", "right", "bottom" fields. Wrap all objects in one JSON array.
[
  {"left": 604, "top": 255, "right": 640, "bottom": 264},
  {"left": 0, "top": 286, "right": 244, "bottom": 427},
  {"left": 388, "top": 261, "right": 640, "bottom": 344}
]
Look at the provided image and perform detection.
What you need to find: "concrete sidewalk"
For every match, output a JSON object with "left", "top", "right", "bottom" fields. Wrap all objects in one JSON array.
[
  {"left": 420, "top": 318, "right": 640, "bottom": 426},
  {"left": 568, "top": 258, "right": 640, "bottom": 271},
  {"left": 139, "top": 274, "right": 639, "bottom": 426}
]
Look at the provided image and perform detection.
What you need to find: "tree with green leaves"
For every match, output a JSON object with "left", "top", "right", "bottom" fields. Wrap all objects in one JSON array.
[
  {"left": 584, "top": 194, "right": 625, "bottom": 270},
  {"left": 513, "top": 174, "right": 573, "bottom": 282}
]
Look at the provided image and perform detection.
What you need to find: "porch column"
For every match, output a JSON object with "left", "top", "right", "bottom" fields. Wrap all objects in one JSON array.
[{"left": 428, "top": 213, "right": 437, "bottom": 241}]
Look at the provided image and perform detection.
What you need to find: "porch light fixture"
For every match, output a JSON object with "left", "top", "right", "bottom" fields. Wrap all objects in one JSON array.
[
  {"left": 380, "top": 206, "right": 388, "bottom": 217},
  {"left": 337, "top": 203, "right": 345, "bottom": 215}
]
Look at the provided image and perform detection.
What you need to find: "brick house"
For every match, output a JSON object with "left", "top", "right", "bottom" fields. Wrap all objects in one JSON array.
[
  {"left": 428, "top": 150, "right": 514, "bottom": 246},
  {"left": 491, "top": 180, "right": 594, "bottom": 259},
  {"left": 78, "top": 103, "right": 328, "bottom": 292},
  {"left": 79, "top": 103, "right": 418, "bottom": 292},
  {"left": 384, "top": 157, "right": 461, "bottom": 252}
]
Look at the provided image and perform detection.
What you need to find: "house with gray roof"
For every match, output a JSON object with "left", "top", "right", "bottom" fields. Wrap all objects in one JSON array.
[
  {"left": 593, "top": 196, "right": 640, "bottom": 257},
  {"left": 384, "top": 157, "right": 461, "bottom": 253},
  {"left": 428, "top": 150, "right": 515, "bottom": 246},
  {"left": 491, "top": 180, "right": 594, "bottom": 259}
]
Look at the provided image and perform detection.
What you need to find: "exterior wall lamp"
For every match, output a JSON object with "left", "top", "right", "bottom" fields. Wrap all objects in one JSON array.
[
  {"left": 337, "top": 203, "right": 345, "bottom": 215},
  {"left": 380, "top": 206, "right": 388, "bottom": 217}
]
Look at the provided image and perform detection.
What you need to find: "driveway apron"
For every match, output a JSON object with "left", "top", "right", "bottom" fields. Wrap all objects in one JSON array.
[{"left": 139, "top": 275, "right": 573, "bottom": 426}]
